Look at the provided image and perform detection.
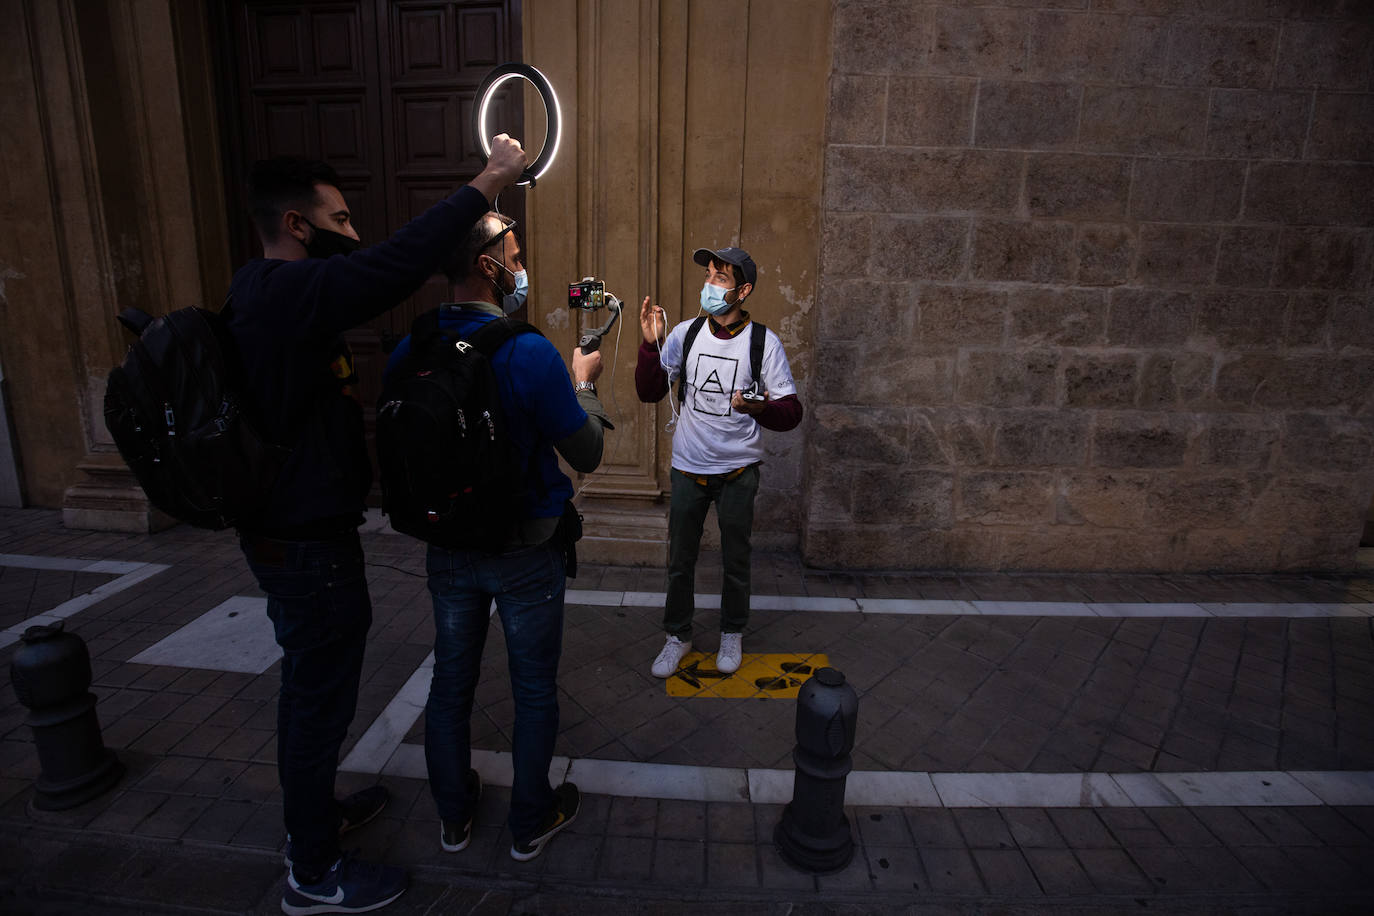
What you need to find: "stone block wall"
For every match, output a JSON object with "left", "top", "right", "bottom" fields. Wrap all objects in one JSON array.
[{"left": 805, "top": 0, "right": 1374, "bottom": 571}]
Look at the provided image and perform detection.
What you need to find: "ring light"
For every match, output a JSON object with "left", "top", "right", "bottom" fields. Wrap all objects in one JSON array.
[{"left": 474, "top": 63, "right": 561, "bottom": 187}]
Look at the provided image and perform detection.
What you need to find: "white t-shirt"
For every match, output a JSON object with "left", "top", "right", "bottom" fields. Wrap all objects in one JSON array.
[{"left": 658, "top": 318, "right": 798, "bottom": 475}]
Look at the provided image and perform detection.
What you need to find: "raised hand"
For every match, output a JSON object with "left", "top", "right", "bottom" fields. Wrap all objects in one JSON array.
[
  {"left": 472, "top": 134, "right": 527, "bottom": 201},
  {"left": 639, "top": 295, "right": 667, "bottom": 346}
]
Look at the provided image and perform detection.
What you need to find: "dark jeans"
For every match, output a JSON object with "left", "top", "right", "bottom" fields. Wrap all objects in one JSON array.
[
  {"left": 240, "top": 530, "right": 371, "bottom": 877},
  {"left": 424, "top": 541, "right": 565, "bottom": 841},
  {"left": 664, "top": 465, "right": 760, "bottom": 640}
]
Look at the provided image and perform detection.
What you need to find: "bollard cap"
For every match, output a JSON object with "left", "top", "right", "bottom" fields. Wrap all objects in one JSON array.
[
  {"left": 21, "top": 622, "right": 66, "bottom": 643},
  {"left": 814, "top": 667, "right": 845, "bottom": 688}
]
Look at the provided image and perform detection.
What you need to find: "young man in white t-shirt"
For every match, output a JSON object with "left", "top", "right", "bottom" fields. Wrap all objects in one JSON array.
[{"left": 635, "top": 246, "right": 804, "bottom": 677}]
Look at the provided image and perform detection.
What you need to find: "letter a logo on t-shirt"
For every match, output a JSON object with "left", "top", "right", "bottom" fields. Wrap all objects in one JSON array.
[{"left": 691, "top": 354, "right": 738, "bottom": 417}]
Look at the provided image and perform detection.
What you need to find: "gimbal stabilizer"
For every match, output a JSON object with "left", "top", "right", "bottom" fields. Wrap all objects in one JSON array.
[{"left": 567, "top": 278, "right": 623, "bottom": 354}]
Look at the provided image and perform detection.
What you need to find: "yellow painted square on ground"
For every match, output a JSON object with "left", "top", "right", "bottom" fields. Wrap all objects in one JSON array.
[{"left": 664, "top": 652, "right": 830, "bottom": 698}]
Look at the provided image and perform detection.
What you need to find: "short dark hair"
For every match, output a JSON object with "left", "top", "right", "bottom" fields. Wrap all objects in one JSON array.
[
  {"left": 441, "top": 212, "right": 515, "bottom": 283},
  {"left": 246, "top": 157, "right": 341, "bottom": 242},
  {"left": 712, "top": 258, "right": 747, "bottom": 290}
]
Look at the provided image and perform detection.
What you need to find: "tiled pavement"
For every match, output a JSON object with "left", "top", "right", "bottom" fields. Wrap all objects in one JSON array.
[{"left": 1, "top": 506, "right": 1373, "bottom": 914}]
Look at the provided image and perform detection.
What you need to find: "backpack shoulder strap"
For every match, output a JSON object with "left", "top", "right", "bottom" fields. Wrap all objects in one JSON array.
[
  {"left": 462, "top": 317, "right": 547, "bottom": 501},
  {"left": 749, "top": 320, "right": 767, "bottom": 389},
  {"left": 465, "top": 317, "right": 542, "bottom": 357},
  {"left": 677, "top": 315, "right": 709, "bottom": 403}
]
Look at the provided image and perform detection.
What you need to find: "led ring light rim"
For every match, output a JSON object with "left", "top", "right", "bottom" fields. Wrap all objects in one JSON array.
[{"left": 475, "top": 63, "right": 561, "bottom": 187}]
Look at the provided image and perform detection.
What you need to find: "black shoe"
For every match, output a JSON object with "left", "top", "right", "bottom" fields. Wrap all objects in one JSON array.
[
  {"left": 440, "top": 769, "right": 482, "bottom": 853},
  {"left": 284, "top": 786, "right": 391, "bottom": 867},
  {"left": 510, "top": 782, "right": 580, "bottom": 862},
  {"left": 339, "top": 785, "right": 389, "bottom": 834}
]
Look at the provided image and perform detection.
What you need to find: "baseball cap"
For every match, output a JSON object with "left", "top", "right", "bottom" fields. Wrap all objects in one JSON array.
[{"left": 692, "top": 246, "right": 757, "bottom": 288}]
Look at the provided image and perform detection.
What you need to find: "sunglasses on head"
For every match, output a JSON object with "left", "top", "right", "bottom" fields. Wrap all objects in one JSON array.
[{"left": 479, "top": 221, "right": 517, "bottom": 255}]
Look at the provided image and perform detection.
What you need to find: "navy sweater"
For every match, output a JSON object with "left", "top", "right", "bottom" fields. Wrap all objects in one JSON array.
[{"left": 227, "top": 185, "right": 490, "bottom": 536}]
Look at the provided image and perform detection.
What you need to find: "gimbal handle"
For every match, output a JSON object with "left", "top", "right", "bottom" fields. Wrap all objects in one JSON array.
[{"left": 578, "top": 296, "right": 622, "bottom": 354}]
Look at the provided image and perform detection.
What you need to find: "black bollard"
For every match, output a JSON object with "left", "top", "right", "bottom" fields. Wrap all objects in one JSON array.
[
  {"left": 10, "top": 622, "right": 123, "bottom": 810},
  {"left": 774, "top": 666, "right": 858, "bottom": 873}
]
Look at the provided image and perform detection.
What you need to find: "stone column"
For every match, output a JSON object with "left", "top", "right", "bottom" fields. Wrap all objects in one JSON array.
[{"left": 0, "top": 0, "right": 230, "bottom": 532}]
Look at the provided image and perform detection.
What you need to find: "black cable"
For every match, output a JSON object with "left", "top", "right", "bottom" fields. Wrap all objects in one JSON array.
[{"left": 364, "top": 561, "right": 427, "bottom": 578}]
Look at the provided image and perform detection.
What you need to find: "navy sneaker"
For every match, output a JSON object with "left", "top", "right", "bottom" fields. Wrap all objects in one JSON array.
[
  {"left": 510, "top": 782, "right": 580, "bottom": 862},
  {"left": 281, "top": 853, "right": 406, "bottom": 915},
  {"left": 285, "top": 786, "right": 391, "bottom": 867},
  {"left": 440, "top": 768, "right": 482, "bottom": 853}
]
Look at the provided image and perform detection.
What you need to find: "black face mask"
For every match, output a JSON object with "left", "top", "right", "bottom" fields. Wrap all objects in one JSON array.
[{"left": 300, "top": 218, "right": 360, "bottom": 259}]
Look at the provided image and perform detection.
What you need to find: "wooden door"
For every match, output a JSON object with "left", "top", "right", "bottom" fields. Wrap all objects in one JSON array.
[{"left": 214, "top": 0, "right": 524, "bottom": 497}]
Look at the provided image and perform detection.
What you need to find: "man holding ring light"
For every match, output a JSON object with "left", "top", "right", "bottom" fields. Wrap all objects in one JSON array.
[
  {"left": 635, "top": 246, "right": 804, "bottom": 680},
  {"left": 230, "top": 134, "right": 527, "bottom": 915}
]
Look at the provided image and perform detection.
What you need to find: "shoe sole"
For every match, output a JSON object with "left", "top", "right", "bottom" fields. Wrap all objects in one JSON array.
[
  {"left": 439, "top": 826, "right": 471, "bottom": 853},
  {"left": 509, "top": 809, "right": 578, "bottom": 862},
  {"left": 280, "top": 885, "right": 405, "bottom": 915}
]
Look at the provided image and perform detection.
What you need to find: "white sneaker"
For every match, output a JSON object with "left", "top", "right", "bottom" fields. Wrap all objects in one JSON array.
[
  {"left": 716, "top": 632, "right": 743, "bottom": 674},
  {"left": 651, "top": 635, "right": 692, "bottom": 678}
]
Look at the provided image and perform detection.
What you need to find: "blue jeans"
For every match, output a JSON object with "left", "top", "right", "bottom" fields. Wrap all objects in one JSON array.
[
  {"left": 240, "top": 530, "right": 371, "bottom": 877},
  {"left": 424, "top": 541, "right": 565, "bottom": 841}
]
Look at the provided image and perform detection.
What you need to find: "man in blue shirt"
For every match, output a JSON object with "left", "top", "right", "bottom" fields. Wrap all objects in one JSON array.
[
  {"left": 229, "top": 137, "right": 525, "bottom": 915},
  {"left": 385, "top": 212, "right": 608, "bottom": 863}
]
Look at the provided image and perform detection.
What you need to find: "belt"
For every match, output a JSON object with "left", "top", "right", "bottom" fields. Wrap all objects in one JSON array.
[{"left": 679, "top": 464, "right": 754, "bottom": 487}]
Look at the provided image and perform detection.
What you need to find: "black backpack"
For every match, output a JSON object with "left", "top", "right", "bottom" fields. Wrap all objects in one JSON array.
[
  {"left": 103, "top": 305, "right": 286, "bottom": 530},
  {"left": 376, "top": 309, "right": 541, "bottom": 550},
  {"left": 678, "top": 316, "right": 767, "bottom": 403}
]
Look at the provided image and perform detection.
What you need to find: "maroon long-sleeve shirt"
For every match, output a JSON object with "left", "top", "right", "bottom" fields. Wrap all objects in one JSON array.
[{"left": 634, "top": 321, "right": 803, "bottom": 433}]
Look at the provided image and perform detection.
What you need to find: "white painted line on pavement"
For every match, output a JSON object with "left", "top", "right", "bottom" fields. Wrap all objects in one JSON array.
[
  {"left": 856, "top": 598, "right": 976, "bottom": 615},
  {"left": 747, "top": 768, "right": 793, "bottom": 804},
  {"left": 570, "top": 590, "right": 625, "bottom": 607},
  {"left": 1111, "top": 772, "right": 1185, "bottom": 806},
  {"left": 1209, "top": 602, "right": 1353, "bottom": 618},
  {"left": 372, "top": 742, "right": 574, "bottom": 791},
  {"left": 353, "top": 720, "right": 1374, "bottom": 810},
  {"left": 567, "top": 590, "right": 1374, "bottom": 619},
  {"left": 341, "top": 651, "right": 435, "bottom": 775},
  {"left": 971, "top": 600, "right": 1093, "bottom": 616},
  {"left": 0, "top": 554, "right": 170, "bottom": 649},
  {"left": 1290, "top": 770, "right": 1374, "bottom": 805},
  {"left": 569, "top": 757, "right": 750, "bottom": 803},
  {"left": 1088, "top": 603, "right": 1209, "bottom": 618},
  {"left": 1, "top": 554, "right": 145, "bottom": 573},
  {"left": 1152, "top": 771, "right": 1324, "bottom": 807},
  {"left": 932, "top": 772, "right": 1134, "bottom": 807},
  {"left": 753, "top": 595, "right": 857, "bottom": 612},
  {"left": 130, "top": 596, "right": 277, "bottom": 673},
  {"left": 331, "top": 625, "right": 1374, "bottom": 809},
  {"left": 844, "top": 770, "right": 942, "bottom": 807}
]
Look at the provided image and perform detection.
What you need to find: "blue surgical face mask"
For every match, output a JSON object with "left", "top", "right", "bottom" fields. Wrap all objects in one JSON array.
[
  {"left": 486, "top": 257, "right": 529, "bottom": 315},
  {"left": 504, "top": 268, "right": 529, "bottom": 315},
  {"left": 700, "top": 282, "right": 734, "bottom": 316}
]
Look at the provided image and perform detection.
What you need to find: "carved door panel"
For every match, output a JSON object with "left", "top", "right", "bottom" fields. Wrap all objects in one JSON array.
[
  {"left": 217, "top": 0, "right": 522, "bottom": 498},
  {"left": 374, "top": 1, "right": 524, "bottom": 342}
]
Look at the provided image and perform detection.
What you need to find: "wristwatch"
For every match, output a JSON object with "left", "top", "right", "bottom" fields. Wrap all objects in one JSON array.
[{"left": 574, "top": 381, "right": 597, "bottom": 394}]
